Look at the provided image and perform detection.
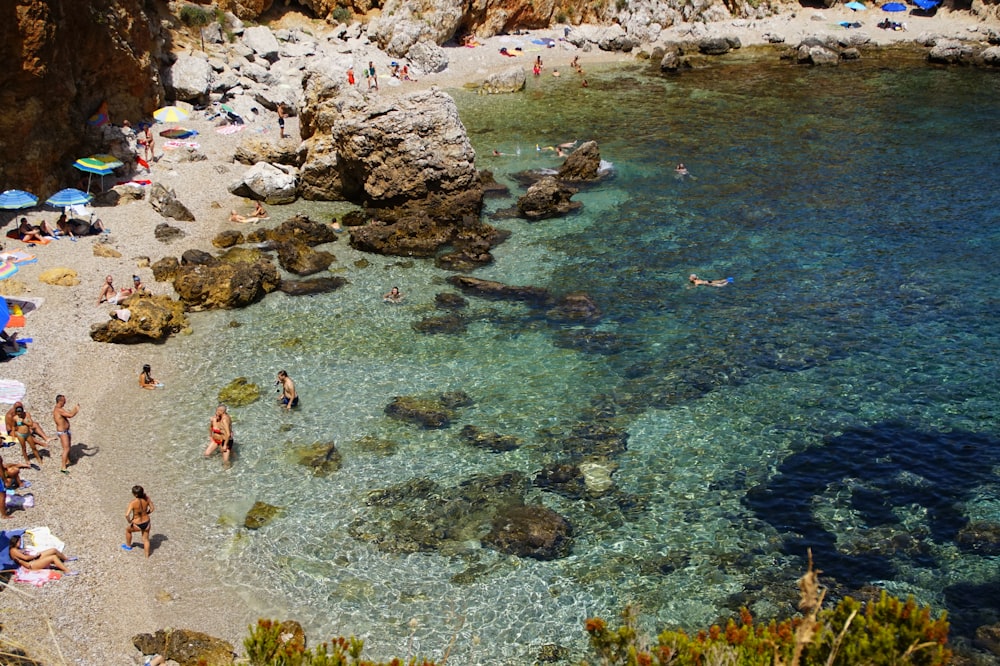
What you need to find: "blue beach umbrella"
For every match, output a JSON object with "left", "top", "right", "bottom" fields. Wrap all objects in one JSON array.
[
  {"left": 46, "top": 188, "right": 93, "bottom": 208},
  {"left": 846, "top": 1, "right": 867, "bottom": 10},
  {"left": 0, "top": 190, "right": 38, "bottom": 210},
  {"left": 882, "top": 2, "right": 907, "bottom": 10},
  {"left": 911, "top": 0, "right": 940, "bottom": 9}
]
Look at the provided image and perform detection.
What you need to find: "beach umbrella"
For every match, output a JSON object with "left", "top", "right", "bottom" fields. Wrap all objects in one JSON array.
[
  {"left": 91, "top": 154, "right": 124, "bottom": 169},
  {"left": 0, "top": 190, "right": 38, "bottom": 210},
  {"left": 153, "top": 105, "right": 190, "bottom": 123},
  {"left": 73, "top": 157, "right": 116, "bottom": 192},
  {"left": 882, "top": 2, "right": 907, "bottom": 10},
  {"left": 911, "top": 0, "right": 939, "bottom": 9},
  {"left": 46, "top": 188, "right": 93, "bottom": 208},
  {"left": 846, "top": 1, "right": 867, "bottom": 10}
]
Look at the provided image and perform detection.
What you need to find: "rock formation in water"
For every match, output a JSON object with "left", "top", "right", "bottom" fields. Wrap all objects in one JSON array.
[{"left": 1, "top": 0, "right": 165, "bottom": 195}]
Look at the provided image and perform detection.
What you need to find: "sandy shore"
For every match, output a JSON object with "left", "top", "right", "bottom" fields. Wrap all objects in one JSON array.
[{"left": 0, "top": 6, "right": 993, "bottom": 663}]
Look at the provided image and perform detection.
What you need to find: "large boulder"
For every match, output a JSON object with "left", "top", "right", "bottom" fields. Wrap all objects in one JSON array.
[
  {"left": 368, "top": 1, "right": 462, "bottom": 56},
  {"left": 167, "top": 55, "right": 213, "bottom": 103},
  {"left": 517, "top": 176, "right": 581, "bottom": 220},
  {"left": 275, "top": 239, "right": 335, "bottom": 275},
  {"left": 149, "top": 182, "right": 195, "bottom": 222},
  {"left": 89, "top": 294, "right": 188, "bottom": 344},
  {"left": 242, "top": 25, "right": 281, "bottom": 62},
  {"left": 928, "top": 39, "right": 977, "bottom": 64},
  {"left": 483, "top": 504, "right": 573, "bottom": 560},
  {"left": 406, "top": 40, "right": 449, "bottom": 74},
  {"left": 172, "top": 258, "right": 280, "bottom": 310},
  {"left": 245, "top": 215, "right": 337, "bottom": 246},
  {"left": 234, "top": 136, "right": 304, "bottom": 167},
  {"left": 481, "top": 66, "right": 527, "bottom": 94},
  {"left": 557, "top": 141, "right": 602, "bottom": 182},
  {"left": 228, "top": 162, "right": 297, "bottom": 204}
]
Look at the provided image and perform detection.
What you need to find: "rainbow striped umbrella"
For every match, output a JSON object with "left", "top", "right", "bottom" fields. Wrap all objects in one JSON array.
[{"left": 153, "top": 105, "right": 190, "bottom": 123}]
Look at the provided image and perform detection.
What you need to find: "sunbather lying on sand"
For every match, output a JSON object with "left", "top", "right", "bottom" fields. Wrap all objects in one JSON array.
[{"left": 9, "top": 534, "right": 76, "bottom": 573}]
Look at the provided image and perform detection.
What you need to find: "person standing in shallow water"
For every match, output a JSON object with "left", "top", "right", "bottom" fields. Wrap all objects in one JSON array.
[{"left": 277, "top": 370, "right": 298, "bottom": 410}]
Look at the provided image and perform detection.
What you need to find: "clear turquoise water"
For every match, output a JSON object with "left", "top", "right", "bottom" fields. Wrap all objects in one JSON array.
[{"left": 146, "top": 59, "right": 1000, "bottom": 662}]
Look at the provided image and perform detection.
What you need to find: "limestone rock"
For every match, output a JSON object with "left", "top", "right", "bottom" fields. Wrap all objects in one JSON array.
[
  {"left": 234, "top": 136, "right": 304, "bottom": 167},
  {"left": 517, "top": 177, "right": 581, "bottom": 220},
  {"left": 228, "top": 162, "right": 297, "bottom": 204},
  {"left": 278, "top": 276, "right": 347, "bottom": 296},
  {"left": 481, "top": 66, "right": 526, "bottom": 94},
  {"left": 245, "top": 215, "right": 337, "bottom": 246},
  {"left": 133, "top": 628, "right": 235, "bottom": 666},
  {"left": 275, "top": 239, "right": 335, "bottom": 275},
  {"left": 93, "top": 243, "right": 122, "bottom": 258},
  {"left": 928, "top": 39, "right": 976, "bottom": 64},
  {"left": 368, "top": 2, "right": 462, "bottom": 56},
  {"left": 39, "top": 268, "right": 80, "bottom": 286},
  {"left": 212, "top": 230, "right": 245, "bottom": 248},
  {"left": 406, "top": 40, "right": 449, "bottom": 74},
  {"left": 89, "top": 294, "right": 188, "bottom": 344},
  {"left": 151, "top": 257, "right": 180, "bottom": 282},
  {"left": 242, "top": 25, "right": 281, "bottom": 62},
  {"left": 155, "top": 223, "right": 185, "bottom": 243},
  {"left": 483, "top": 504, "right": 573, "bottom": 560},
  {"left": 167, "top": 54, "right": 213, "bottom": 103},
  {"left": 150, "top": 183, "right": 196, "bottom": 222}
]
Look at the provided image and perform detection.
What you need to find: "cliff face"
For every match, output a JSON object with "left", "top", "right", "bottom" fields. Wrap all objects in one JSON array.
[{"left": 0, "top": 0, "right": 164, "bottom": 196}]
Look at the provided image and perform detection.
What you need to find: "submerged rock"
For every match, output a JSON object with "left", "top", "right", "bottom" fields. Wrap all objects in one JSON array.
[
  {"left": 483, "top": 504, "right": 574, "bottom": 560},
  {"left": 545, "top": 292, "right": 602, "bottom": 324},
  {"left": 244, "top": 501, "right": 281, "bottom": 530},
  {"left": 279, "top": 276, "right": 347, "bottom": 296},
  {"left": 446, "top": 275, "right": 552, "bottom": 305},
  {"left": 295, "top": 441, "right": 342, "bottom": 476},
  {"left": 384, "top": 396, "right": 455, "bottom": 428},
  {"left": 460, "top": 425, "right": 521, "bottom": 452},
  {"left": 218, "top": 377, "right": 260, "bottom": 407},
  {"left": 412, "top": 313, "right": 467, "bottom": 335}
]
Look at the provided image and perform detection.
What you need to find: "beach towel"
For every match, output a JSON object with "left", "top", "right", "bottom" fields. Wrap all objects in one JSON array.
[
  {"left": 14, "top": 566, "right": 61, "bottom": 587},
  {"left": 23, "top": 527, "right": 65, "bottom": 555},
  {"left": 4, "top": 231, "right": 51, "bottom": 246},
  {"left": 0, "top": 252, "right": 37, "bottom": 265},
  {"left": 216, "top": 125, "right": 245, "bottom": 135},
  {"left": 160, "top": 128, "right": 198, "bottom": 139},
  {"left": 136, "top": 156, "right": 150, "bottom": 170},
  {"left": 0, "top": 380, "right": 26, "bottom": 404},
  {"left": 163, "top": 140, "right": 200, "bottom": 150},
  {"left": 5, "top": 494, "right": 34, "bottom": 510},
  {"left": 0, "top": 528, "right": 25, "bottom": 570}
]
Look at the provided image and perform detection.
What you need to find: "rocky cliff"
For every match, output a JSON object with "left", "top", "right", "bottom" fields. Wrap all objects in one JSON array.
[{"left": 1, "top": 0, "right": 164, "bottom": 196}]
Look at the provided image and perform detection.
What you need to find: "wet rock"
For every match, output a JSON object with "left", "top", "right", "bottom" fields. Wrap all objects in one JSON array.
[
  {"left": 517, "top": 176, "right": 581, "bottom": 221},
  {"left": 446, "top": 275, "right": 552, "bottom": 305},
  {"left": 246, "top": 214, "right": 337, "bottom": 246},
  {"left": 149, "top": 182, "right": 196, "bottom": 222},
  {"left": 579, "top": 460, "right": 617, "bottom": 494},
  {"left": 384, "top": 396, "right": 455, "bottom": 428},
  {"left": 133, "top": 628, "right": 235, "bottom": 665},
  {"left": 699, "top": 35, "right": 740, "bottom": 55},
  {"left": 295, "top": 441, "right": 342, "bottom": 476},
  {"left": 537, "top": 644, "right": 571, "bottom": 663},
  {"left": 151, "top": 257, "right": 180, "bottom": 282},
  {"left": 218, "top": 377, "right": 260, "bottom": 407},
  {"left": 435, "top": 241, "right": 494, "bottom": 271},
  {"left": 479, "top": 169, "right": 510, "bottom": 198},
  {"left": 90, "top": 294, "right": 188, "bottom": 344},
  {"left": 412, "top": 313, "right": 467, "bottom": 335},
  {"left": 279, "top": 276, "right": 347, "bottom": 296},
  {"left": 244, "top": 501, "right": 281, "bottom": 530},
  {"left": 540, "top": 422, "right": 630, "bottom": 460},
  {"left": 172, "top": 258, "right": 280, "bottom": 310},
  {"left": 155, "top": 223, "right": 185, "bottom": 243},
  {"left": 557, "top": 141, "right": 602, "bottom": 182},
  {"left": 975, "top": 623, "right": 1000, "bottom": 657},
  {"left": 218, "top": 247, "right": 263, "bottom": 264},
  {"left": 353, "top": 435, "right": 398, "bottom": 456},
  {"left": 275, "top": 239, "right": 336, "bottom": 275},
  {"left": 460, "top": 425, "right": 521, "bottom": 452},
  {"left": 180, "top": 249, "right": 219, "bottom": 266},
  {"left": 534, "top": 463, "right": 589, "bottom": 499},
  {"left": 347, "top": 210, "right": 491, "bottom": 258},
  {"left": 434, "top": 292, "right": 467, "bottom": 309},
  {"left": 546, "top": 292, "right": 602, "bottom": 324},
  {"left": 213, "top": 230, "right": 245, "bottom": 248},
  {"left": 440, "top": 391, "right": 473, "bottom": 409},
  {"left": 483, "top": 504, "right": 573, "bottom": 560}
]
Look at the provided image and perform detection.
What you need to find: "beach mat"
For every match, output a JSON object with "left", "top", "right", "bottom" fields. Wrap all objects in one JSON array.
[{"left": 4, "top": 231, "right": 51, "bottom": 246}]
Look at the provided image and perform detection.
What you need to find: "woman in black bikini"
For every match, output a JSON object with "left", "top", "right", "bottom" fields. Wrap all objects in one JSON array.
[
  {"left": 13, "top": 405, "right": 45, "bottom": 467},
  {"left": 124, "top": 485, "right": 154, "bottom": 558}
]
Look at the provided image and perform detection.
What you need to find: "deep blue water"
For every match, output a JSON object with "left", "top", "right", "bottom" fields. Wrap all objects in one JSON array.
[{"left": 148, "top": 58, "right": 1000, "bottom": 663}]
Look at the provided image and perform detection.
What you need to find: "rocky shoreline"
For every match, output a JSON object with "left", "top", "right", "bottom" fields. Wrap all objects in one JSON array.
[{"left": 0, "top": 3, "right": 998, "bottom": 664}]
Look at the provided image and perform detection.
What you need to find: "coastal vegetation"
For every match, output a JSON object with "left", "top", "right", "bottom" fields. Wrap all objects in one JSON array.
[{"left": 243, "top": 557, "right": 951, "bottom": 666}]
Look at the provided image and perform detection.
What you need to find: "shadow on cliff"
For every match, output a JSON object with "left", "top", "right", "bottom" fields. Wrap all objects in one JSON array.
[{"left": 0, "top": 0, "right": 171, "bottom": 196}]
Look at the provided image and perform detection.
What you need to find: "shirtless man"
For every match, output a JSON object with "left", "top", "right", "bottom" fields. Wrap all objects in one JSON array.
[
  {"left": 204, "top": 404, "right": 233, "bottom": 466},
  {"left": 276, "top": 370, "right": 298, "bottom": 410},
  {"left": 98, "top": 275, "right": 132, "bottom": 306},
  {"left": 124, "top": 485, "right": 155, "bottom": 558},
  {"left": 52, "top": 395, "right": 80, "bottom": 474}
]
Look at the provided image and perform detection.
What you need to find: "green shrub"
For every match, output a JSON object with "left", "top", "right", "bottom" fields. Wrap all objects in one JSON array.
[
  {"left": 179, "top": 5, "right": 211, "bottom": 27},
  {"left": 331, "top": 5, "right": 351, "bottom": 23}
]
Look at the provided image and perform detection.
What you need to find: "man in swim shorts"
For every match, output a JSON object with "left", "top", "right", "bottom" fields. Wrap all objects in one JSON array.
[
  {"left": 277, "top": 370, "right": 298, "bottom": 410},
  {"left": 52, "top": 394, "right": 80, "bottom": 474}
]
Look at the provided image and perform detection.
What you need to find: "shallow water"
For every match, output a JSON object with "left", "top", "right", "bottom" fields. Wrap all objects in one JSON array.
[{"left": 148, "top": 59, "right": 1000, "bottom": 663}]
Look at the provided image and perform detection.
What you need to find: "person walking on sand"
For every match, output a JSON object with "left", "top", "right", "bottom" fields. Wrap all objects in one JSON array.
[
  {"left": 52, "top": 395, "right": 79, "bottom": 474},
  {"left": 277, "top": 370, "right": 298, "bottom": 410},
  {"left": 123, "top": 485, "right": 154, "bottom": 558},
  {"left": 204, "top": 404, "right": 233, "bottom": 467}
]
